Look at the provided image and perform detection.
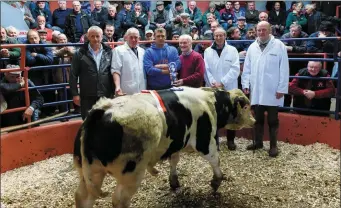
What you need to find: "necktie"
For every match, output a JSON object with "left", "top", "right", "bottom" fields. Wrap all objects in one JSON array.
[{"left": 132, "top": 48, "right": 138, "bottom": 58}]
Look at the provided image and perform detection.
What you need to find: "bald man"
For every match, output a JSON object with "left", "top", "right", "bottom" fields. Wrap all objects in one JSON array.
[{"left": 241, "top": 21, "right": 289, "bottom": 157}]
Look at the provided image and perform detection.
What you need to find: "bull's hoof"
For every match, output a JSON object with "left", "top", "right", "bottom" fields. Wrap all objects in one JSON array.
[
  {"left": 210, "top": 176, "right": 223, "bottom": 192},
  {"left": 147, "top": 167, "right": 159, "bottom": 176},
  {"left": 169, "top": 174, "right": 180, "bottom": 190}
]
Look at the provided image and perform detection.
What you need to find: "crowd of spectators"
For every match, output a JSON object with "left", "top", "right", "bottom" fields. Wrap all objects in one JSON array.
[{"left": 1, "top": 0, "right": 341, "bottom": 128}]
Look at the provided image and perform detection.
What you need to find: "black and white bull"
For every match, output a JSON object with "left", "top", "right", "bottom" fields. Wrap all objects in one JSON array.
[{"left": 73, "top": 87, "right": 255, "bottom": 208}]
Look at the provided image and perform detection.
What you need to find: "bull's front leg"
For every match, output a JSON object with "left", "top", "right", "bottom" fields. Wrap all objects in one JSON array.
[
  {"left": 168, "top": 152, "right": 180, "bottom": 190},
  {"left": 200, "top": 140, "right": 224, "bottom": 192}
]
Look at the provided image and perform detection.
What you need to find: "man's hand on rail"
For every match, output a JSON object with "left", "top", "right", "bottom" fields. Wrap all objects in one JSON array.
[
  {"left": 23, "top": 107, "right": 33, "bottom": 121},
  {"left": 20, "top": 77, "right": 25, "bottom": 87},
  {"left": 31, "top": 52, "right": 37, "bottom": 57},
  {"left": 286, "top": 46, "right": 293, "bottom": 52},
  {"left": 73, "top": 96, "right": 80, "bottom": 106},
  {"left": 304, "top": 90, "right": 315, "bottom": 100}
]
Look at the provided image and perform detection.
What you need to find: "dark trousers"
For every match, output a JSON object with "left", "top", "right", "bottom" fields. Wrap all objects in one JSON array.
[
  {"left": 215, "top": 129, "right": 236, "bottom": 150},
  {"left": 254, "top": 105, "right": 279, "bottom": 147},
  {"left": 80, "top": 96, "right": 100, "bottom": 120}
]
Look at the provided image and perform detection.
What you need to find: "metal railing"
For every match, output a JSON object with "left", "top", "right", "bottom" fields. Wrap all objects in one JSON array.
[{"left": 0, "top": 37, "right": 340, "bottom": 132}]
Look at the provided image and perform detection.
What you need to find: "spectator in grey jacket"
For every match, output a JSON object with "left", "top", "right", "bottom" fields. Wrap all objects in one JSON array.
[
  {"left": 69, "top": 26, "right": 114, "bottom": 120},
  {"left": 281, "top": 23, "right": 308, "bottom": 53}
]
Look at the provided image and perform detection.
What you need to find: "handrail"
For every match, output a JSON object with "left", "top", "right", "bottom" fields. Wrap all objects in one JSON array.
[{"left": 0, "top": 37, "right": 340, "bottom": 132}]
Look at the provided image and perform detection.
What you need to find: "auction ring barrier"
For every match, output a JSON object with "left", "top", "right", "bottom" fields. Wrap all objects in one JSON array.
[{"left": 0, "top": 36, "right": 340, "bottom": 131}]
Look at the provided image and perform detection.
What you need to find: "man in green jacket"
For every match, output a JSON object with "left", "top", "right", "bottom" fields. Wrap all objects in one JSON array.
[{"left": 0, "top": 26, "right": 21, "bottom": 69}]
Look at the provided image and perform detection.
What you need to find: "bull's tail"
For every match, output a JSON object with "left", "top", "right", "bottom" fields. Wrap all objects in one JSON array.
[{"left": 80, "top": 108, "right": 107, "bottom": 199}]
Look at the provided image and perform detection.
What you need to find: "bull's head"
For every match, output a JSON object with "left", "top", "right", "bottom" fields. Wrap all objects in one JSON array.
[
  {"left": 225, "top": 88, "right": 255, "bottom": 130},
  {"left": 201, "top": 87, "right": 255, "bottom": 130}
]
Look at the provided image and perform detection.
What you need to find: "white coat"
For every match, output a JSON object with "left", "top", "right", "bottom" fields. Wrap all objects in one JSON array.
[
  {"left": 241, "top": 36, "right": 289, "bottom": 107},
  {"left": 204, "top": 42, "right": 240, "bottom": 91},
  {"left": 111, "top": 42, "right": 146, "bottom": 95}
]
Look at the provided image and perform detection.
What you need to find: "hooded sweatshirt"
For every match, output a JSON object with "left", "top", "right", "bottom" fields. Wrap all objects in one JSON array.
[{"left": 143, "top": 43, "right": 180, "bottom": 90}]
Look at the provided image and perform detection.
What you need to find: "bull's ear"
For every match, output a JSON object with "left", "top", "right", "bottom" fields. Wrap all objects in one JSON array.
[{"left": 234, "top": 96, "right": 248, "bottom": 109}]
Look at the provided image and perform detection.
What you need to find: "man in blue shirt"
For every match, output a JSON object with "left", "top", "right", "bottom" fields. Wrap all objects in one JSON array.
[{"left": 143, "top": 27, "right": 181, "bottom": 90}]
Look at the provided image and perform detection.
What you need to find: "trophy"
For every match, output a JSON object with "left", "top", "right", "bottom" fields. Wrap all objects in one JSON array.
[{"left": 169, "top": 62, "right": 177, "bottom": 85}]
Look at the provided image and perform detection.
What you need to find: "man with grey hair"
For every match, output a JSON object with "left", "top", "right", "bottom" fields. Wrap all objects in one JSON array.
[
  {"left": 111, "top": 28, "right": 146, "bottom": 96},
  {"left": 69, "top": 26, "right": 114, "bottom": 120},
  {"left": 174, "top": 34, "right": 204, "bottom": 88},
  {"left": 204, "top": 27, "right": 240, "bottom": 151},
  {"left": 65, "top": 1, "right": 92, "bottom": 43}
]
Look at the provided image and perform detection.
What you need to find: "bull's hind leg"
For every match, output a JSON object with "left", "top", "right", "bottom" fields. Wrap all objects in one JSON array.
[
  {"left": 112, "top": 170, "right": 146, "bottom": 208},
  {"left": 168, "top": 152, "right": 180, "bottom": 190},
  {"left": 75, "top": 166, "right": 106, "bottom": 208},
  {"left": 199, "top": 140, "right": 224, "bottom": 192}
]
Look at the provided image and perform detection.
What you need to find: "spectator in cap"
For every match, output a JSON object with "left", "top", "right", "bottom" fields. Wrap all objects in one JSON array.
[
  {"left": 172, "top": 13, "right": 193, "bottom": 36},
  {"left": 140, "top": 30, "right": 154, "bottom": 49},
  {"left": 31, "top": 1, "right": 53, "bottom": 28},
  {"left": 116, "top": 1, "right": 134, "bottom": 38},
  {"left": 149, "top": 1, "right": 171, "bottom": 35},
  {"left": 170, "top": 1, "right": 184, "bottom": 25},
  {"left": 202, "top": 2, "right": 221, "bottom": 26},
  {"left": 0, "top": 65, "right": 44, "bottom": 127},
  {"left": 236, "top": 16, "right": 247, "bottom": 38},
  {"left": 37, "top": 29, "right": 48, "bottom": 42},
  {"left": 190, "top": 25, "right": 199, "bottom": 40}
]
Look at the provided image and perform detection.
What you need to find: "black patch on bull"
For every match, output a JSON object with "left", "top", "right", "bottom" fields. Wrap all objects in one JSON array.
[
  {"left": 196, "top": 112, "right": 212, "bottom": 155},
  {"left": 73, "top": 126, "right": 83, "bottom": 167},
  {"left": 122, "top": 161, "right": 137, "bottom": 174},
  {"left": 214, "top": 90, "right": 234, "bottom": 129},
  {"left": 82, "top": 109, "right": 124, "bottom": 166},
  {"left": 157, "top": 90, "right": 193, "bottom": 160}
]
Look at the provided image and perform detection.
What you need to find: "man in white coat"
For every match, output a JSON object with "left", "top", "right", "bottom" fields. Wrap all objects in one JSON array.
[
  {"left": 241, "top": 21, "right": 289, "bottom": 157},
  {"left": 204, "top": 27, "right": 240, "bottom": 151},
  {"left": 111, "top": 28, "right": 146, "bottom": 96}
]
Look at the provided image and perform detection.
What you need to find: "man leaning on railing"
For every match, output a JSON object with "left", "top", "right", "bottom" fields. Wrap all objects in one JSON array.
[
  {"left": 0, "top": 65, "right": 44, "bottom": 128},
  {"left": 289, "top": 61, "right": 335, "bottom": 117},
  {"left": 0, "top": 26, "right": 21, "bottom": 70}
]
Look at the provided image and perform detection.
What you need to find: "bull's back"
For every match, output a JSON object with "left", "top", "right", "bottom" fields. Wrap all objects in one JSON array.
[{"left": 76, "top": 97, "right": 164, "bottom": 170}]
